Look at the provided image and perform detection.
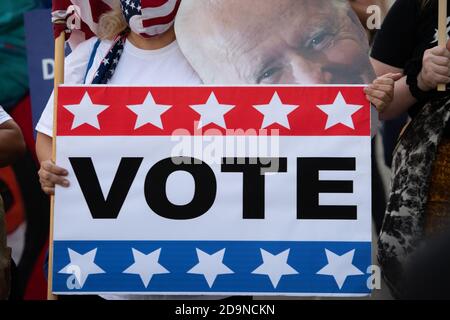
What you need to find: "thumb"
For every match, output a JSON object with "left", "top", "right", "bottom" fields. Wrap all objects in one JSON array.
[
  {"left": 446, "top": 38, "right": 450, "bottom": 51},
  {"left": 384, "top": 73, "right": 403, "bottom": 81}
]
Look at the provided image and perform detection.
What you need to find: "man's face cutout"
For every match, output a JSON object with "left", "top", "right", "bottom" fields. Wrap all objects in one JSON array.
[{"left": 176, "top": 0, "right": 375, "bottom": 85}]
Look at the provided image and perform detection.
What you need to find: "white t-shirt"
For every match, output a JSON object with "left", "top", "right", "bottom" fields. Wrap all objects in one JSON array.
[
  {"left": 36, "top": 37, "right": 201, "bottom": 136},
  {"left": 0, "top": 106, "right": 12, "bottom": 125}
]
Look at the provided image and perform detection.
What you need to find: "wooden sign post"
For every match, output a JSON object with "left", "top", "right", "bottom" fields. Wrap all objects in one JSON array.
[
  {"left": 47, "top": 29, "right": 65, "bottom": 301},
  {"left": 438, "top": 0, "right": 448, "bottom": 92}
]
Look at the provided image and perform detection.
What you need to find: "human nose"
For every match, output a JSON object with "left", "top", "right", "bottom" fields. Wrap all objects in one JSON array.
[{"left": 288, "top": 53, "right": 332, "bottom": 84}]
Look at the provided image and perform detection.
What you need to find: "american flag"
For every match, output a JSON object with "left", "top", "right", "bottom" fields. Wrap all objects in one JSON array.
[
  {"left": 52, "top": 0, "right": 114, "bottom": 48},
  {"left": 121, "top": 0, "right": 181, "bottom": 38}
]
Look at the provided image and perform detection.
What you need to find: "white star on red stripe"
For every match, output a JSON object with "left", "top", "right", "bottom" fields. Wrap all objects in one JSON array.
[
  {"left": 190, "top": 92, "right": 235, "bottom": 129},
  {"left": 127, "top": 92, "right": 172, "bottom": 130},
  {"left": 63, "top": 92, "right": 109, "bottom": 130},
  {"left": 253, "top": 92, "right": 299, "bottom": 129},
  {"left": 317, "top": 92, "right": 363, "bottom": 130}
]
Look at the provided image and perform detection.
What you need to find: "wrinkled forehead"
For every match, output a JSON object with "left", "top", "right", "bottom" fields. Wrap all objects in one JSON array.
[
  {"left": 211, "top": 2, "right": 343, "bottom": 48},
  {"left": 226, "top": 3, "right": 342, "bottom": 48},
  {"left": 204, "top": 0, "right": 347, "bottom": 38},
  {"left": 214, "top": 0, "right": 342, "bottom": 24}
]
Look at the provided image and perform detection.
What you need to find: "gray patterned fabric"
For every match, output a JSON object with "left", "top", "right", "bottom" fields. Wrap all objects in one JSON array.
[{"left": 378, "top": 96, "right": 450, "bottom": 297}]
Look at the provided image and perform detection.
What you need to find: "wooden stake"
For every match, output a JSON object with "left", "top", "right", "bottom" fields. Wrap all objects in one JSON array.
[
  {"left": 47, "top": 30, "right": 65, "bottom": 300},
  {"left": 438, "top": 0, "right": 448, "bottom": 92}
]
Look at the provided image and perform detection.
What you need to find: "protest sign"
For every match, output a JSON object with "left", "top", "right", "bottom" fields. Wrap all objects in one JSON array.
[{"left": 52, "top": 85, "right": 371, "bottom": 296}]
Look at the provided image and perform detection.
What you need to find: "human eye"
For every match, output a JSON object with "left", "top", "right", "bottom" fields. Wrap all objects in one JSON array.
[
  {"left": 257, "top": 66, "right": 282, "bottom": 84},
  {"left": 304, "top": 29, "right": 335, "bottom": 51}
]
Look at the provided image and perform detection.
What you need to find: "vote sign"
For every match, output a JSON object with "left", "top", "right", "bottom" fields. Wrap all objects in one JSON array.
[{"left": 52, "top": 86, "right": 372, "bottom": 296}]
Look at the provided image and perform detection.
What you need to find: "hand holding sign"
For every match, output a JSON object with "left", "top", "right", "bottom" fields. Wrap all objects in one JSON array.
[
  {"left": 418, "top": 40, "right": 450, "bottom": 92},
  {"left": 38, "top": 159, "right": 70, "bottom": 195},
  {"left": 364, "top": 73, "right": 403, "bottom": 114}
]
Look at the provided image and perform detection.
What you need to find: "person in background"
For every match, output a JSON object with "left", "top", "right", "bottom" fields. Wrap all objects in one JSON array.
[
  {"left": 0, "top": 105, "right": 26, "bottom": 300},
  {"left": 0, "top": 0, "right": 42, "bottom": 110},
  {"left": 350, "top": 0, "right": 409, "bottom": 170},
  {"left": 366, "top": 0, "right": 450, "bottom": 298},
  {"left": 1, "top": 0, "right": 59, "bottom": 301},
  {"left": 348, "top": 0, "right": 394, "bottom": 234}
]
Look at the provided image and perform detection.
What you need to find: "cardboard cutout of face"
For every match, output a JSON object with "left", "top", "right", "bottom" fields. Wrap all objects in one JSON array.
[{"left": 175, "top": 0, "right": 376, "bottom": 85}]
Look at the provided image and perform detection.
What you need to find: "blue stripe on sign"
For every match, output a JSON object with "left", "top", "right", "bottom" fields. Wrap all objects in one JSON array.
[{"left": 52, "top": 241, "right": 372, "bottom": 294}]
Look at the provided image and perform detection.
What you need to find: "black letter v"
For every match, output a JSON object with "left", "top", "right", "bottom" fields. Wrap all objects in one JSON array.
[{"left": 69, "top": 158, "right": 143, "bottom": 219}]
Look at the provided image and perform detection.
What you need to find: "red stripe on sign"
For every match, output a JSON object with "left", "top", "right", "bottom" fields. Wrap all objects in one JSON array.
[{"left": 56, "top": 86, "right": 371, "bottom": 137}]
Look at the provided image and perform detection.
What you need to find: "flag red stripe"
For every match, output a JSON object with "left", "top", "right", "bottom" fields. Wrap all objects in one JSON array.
[
  {"left": 142, "top": 0, "right": 181, "bottom": 28},
  {"left": 141, "top": 0, "right": 178, "bottom": 8}
]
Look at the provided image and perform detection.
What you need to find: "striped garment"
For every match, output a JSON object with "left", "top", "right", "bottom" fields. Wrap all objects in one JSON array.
[
  {"left": 51, "top": 0, "right": 181, "bottom": 84},
  {"left": 121, "top": 0, "right": 181, "bottom": 38}
]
